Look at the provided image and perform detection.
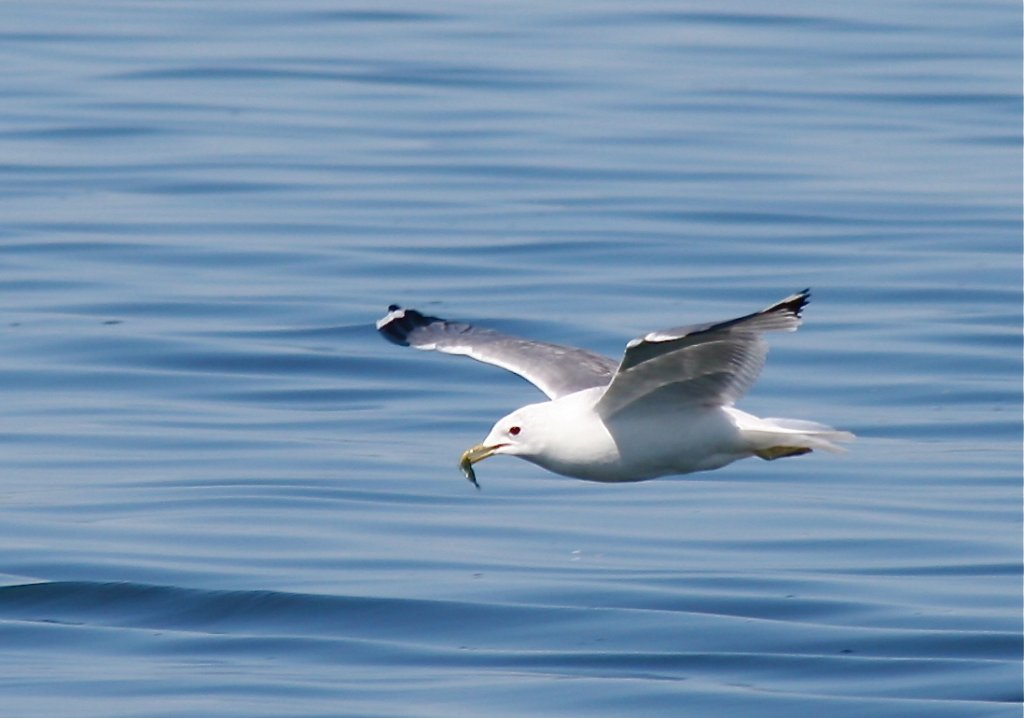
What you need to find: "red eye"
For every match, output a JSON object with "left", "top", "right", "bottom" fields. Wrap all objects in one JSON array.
[{"left": 508, "top": 426, "right": 521, "bottom": 436}]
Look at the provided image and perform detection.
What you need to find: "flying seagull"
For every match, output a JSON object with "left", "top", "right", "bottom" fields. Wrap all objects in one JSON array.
[{"left": 377, "top": 290, "right": 852, "bottom": 487}]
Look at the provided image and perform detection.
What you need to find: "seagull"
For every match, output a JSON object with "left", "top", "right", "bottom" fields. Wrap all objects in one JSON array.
[{"left": 377, "top": 290, "right": 853, "bottom": 487}]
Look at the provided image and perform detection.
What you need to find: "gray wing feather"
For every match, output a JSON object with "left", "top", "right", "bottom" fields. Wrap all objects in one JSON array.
[
  {"left": 595, "top": 290, "right": 810, "bottom": 416},
  {"left": 377, "top": 305, "right": 616, "bottom": 399}
]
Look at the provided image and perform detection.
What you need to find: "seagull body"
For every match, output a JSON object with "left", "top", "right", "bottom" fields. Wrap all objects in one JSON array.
[
  {"left": 475, "top": 388, "right": 755, "bottom": 482},
  {"left": 377, "top": 290, "right": 853, "bottom": 486}
]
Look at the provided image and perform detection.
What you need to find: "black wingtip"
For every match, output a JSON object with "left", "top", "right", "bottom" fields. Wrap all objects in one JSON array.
[
  {"left": 376, "top": 305, "right": 411, "bottom": 345},
  {"left": 376, "top": 305, "right": 441, "bottom": 346},
  {"left": 782, "top": 288, "right": 811, "bottom": 319}
]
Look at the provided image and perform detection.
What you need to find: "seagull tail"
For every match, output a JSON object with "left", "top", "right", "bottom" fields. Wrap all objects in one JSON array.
[{"left": 739, "top": 416, "right": 855, "bottom": 458}]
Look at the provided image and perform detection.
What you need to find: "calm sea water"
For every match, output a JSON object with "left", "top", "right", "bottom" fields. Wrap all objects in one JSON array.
[{"left": 1, "top": 1, "right": 1020, "bottom": 716}]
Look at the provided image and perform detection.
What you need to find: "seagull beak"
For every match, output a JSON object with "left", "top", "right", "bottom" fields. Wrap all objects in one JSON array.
[{"left": 458, "top": 443, "right": 504, "bottom": 489}]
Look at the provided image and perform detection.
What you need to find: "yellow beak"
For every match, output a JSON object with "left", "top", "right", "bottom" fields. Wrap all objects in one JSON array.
[{"left": 458, "top": 443, "right": 503, "bottom": 489}]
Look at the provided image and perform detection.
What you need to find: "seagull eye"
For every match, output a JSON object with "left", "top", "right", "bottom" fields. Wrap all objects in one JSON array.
[{"left": 508, "top": 426, "right": 521, "bottom": 436}]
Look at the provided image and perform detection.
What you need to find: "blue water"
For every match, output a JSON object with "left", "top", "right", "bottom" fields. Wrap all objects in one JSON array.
[{"left": 2, "top": 1, "right": 1020, "bottom": 716}]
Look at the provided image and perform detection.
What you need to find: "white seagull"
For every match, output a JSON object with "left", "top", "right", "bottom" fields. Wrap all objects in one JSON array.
[{"left": 377, "top": 290, "right": 853, "bottom": 487}]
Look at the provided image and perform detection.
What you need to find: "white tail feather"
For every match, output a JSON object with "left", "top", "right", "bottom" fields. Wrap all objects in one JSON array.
[{"left": 729, "top": 410, "right": 855, "bottom": 455}]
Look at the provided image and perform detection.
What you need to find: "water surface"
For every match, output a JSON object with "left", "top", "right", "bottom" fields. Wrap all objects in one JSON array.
[{"left": 1, "top": 1, "right": 1020, "bottom": 716}]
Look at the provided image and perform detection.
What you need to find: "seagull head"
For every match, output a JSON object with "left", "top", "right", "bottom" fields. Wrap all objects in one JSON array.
[{"left": 459, "top": 404, "right": 549, "bottom": 487}]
